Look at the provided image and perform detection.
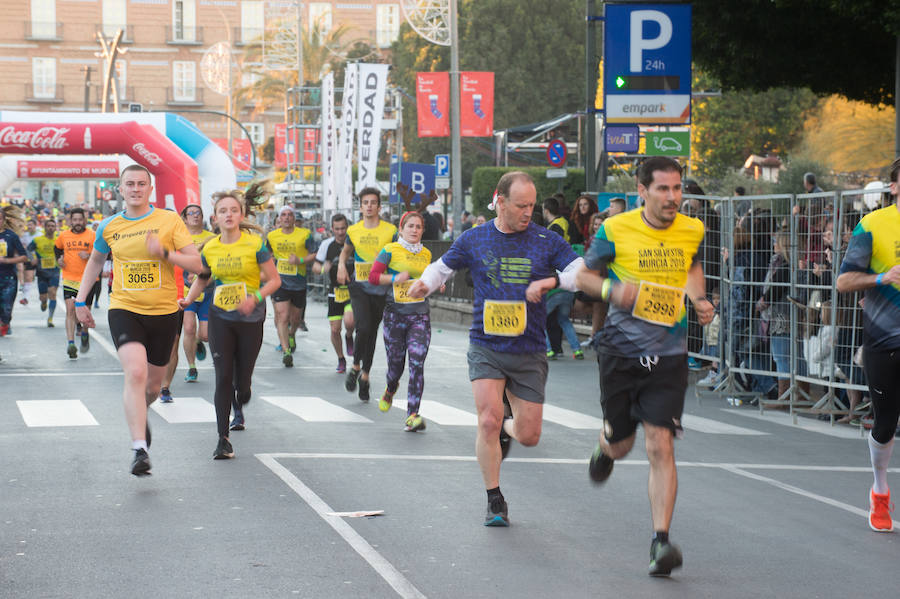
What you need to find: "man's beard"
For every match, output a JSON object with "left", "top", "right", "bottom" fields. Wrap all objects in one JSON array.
[{"left": 72, "top": 225, "right": 85, "bottom": 233}]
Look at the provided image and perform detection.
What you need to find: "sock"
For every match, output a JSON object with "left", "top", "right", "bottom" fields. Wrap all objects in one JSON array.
[
  {"left": 869, "top": 433, "right": 894, "bottom": 495},
  {"left": 49, "top": 299, "right": 57, "bottom": 317},
  {"left": 487, "top": 486, "right": 503, "bottom": 504},
  {"left": 652, "top": 531, "right": 669, "bottom": 544},
  {"left": 132, "top": 440, "right": 148, "bottom": 452},
  {"left": 67, "top": 340, "right": 74, "bottom": 345},
  {"left": 189, "top": 363, "right": 196, "bottom": 369},
  {"left": 23, "top": 281, "right": 33, "bottom": 296},
  {"left": 502, "top": 418, "right": 515, "bottom": 438}
]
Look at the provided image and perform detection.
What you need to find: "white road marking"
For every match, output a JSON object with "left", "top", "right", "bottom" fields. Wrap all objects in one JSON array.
[
  {"left": 542, "top": 404, "right": 604, "bottom": 429},
  {"left": 16, "top": 400, "right": 99, "bottom": 427},
  {"left": 150, "top": 397, "right": 216, "bottom": 423},
  {"left": 261, "top": 396, "right": 372, "bottom": 423},
  {"left": 725, "top": 408, "right": 863, "bottom": 439},
  {"left": 390, "top": 399, "right": 477, "bottom": 426},
  {"left": 87, "top": 328, "right": 119, "bottom": 359},
  {"left": 257, "top": 454, "right": 427, "bottom": 599},
  {"left": 681, "top": 414, "right": 769, "bottom": 435}
]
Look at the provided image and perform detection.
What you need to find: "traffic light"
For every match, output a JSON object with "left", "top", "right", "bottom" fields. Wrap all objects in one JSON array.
[{"left": 98, "top": 181, "right": 107, "bottom": 188}]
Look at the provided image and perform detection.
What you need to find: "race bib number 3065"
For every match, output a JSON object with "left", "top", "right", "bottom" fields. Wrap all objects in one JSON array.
[
  {"left": 631, "top": 281, "right": 685, "bottom": 327},
  {"left": 483, "top": 300, "right": 526, "bottom": 337},
  {"left": 213, "top": 282, "right": 247, "bottom": 312},
  {"left": 121, "top": 261, "right": 161, "bottom": 291}
]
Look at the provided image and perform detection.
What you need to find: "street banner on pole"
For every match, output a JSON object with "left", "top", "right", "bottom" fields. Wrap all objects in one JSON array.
[
  {"left": 460, "top": 72, "right": 494, "bottom": 137},
  {"left": 416, "top": 72, "right": 450, "bottom": 137},
  {"left": 337, "top": 63, "right": 358, "bottom": 211},
  {"left": 356, "top": 63, "right": 389, "bottom": 192},
  {"left": 321, "top": 72, "right": 337, "bottom": 211},
  {"left": 274, "top": 123, "right": 297, "bottom": 169}
]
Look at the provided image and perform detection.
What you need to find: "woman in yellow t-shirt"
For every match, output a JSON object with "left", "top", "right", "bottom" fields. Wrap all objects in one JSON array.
[{"left": 181, "top": 185, "right": 280, "bottom": 460}]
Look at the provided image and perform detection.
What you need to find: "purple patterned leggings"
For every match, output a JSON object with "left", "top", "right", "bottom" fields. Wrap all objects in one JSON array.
[{"left": 382, "top": 310, "right": 431, "bottom": 416}]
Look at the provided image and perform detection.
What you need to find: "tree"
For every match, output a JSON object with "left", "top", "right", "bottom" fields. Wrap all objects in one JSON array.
[{"left": 692, "top": 0, "right": 900, "bottom": 105}]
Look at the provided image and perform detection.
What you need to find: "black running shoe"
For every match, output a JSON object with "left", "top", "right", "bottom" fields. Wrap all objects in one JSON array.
[
  {"left": 588, "top": 444, "right": 614, "bottom": 483},
  {"left": 283, "top": 352, "right": 293, "bottom": 368},
  {"left": 80, "top": 331, "right": 89, "bottom": 352},
  {"left": 67, "top": 343, "right": 77, "bottom": 359},
  {"left": 358, "top": 377, "right": 370, "bottom": 402},
  {"left": 499, "top": 393, "right": 512, "bottom": 460},
  {"left": 484, "top": 497, "right": 509, "bottom": 527},
  {"left": 229, "top": 414, "right": 245, "bottom": 431},
  {"left": 131, "top": 448, "right": 152, "bottom": 476},
  {"left": 298, "top": 321, "right": 308, "bottom": 332},
  {"left": 648, "top": 539, "right": 683, "bottom": 577},
  {"left": 213, "top": 437, "right": 234, "bottom": 460},
  {"left": 345, "top": 368, "right": 360, "bottom": 392},
  {"left": 196, "top": 341, "right": 207, "bottom": 361}
]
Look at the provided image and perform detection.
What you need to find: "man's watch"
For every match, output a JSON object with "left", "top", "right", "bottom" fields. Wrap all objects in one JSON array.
[{"left": 553, "top": 272, "right": 560, "bottom": 289}]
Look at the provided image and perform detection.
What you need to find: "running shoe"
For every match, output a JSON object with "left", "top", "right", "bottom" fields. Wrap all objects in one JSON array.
[
  {"left": 196, "top": 341, "right": 207, "bottom": 361},
  {"left": 131, "top": 448, "right": 152, "bottom": 476},
  {"left": 275, "top": 344, "right": 283, "bottom": 353},
  {"left": 283, "top": 352, "right": 293, "bottom": 368},
  {"left": 336, "top": 357, "right": 346, "bottom": 374},
  {"left": 19, "top": 298, "right": 28, "bottom": 305},
  {"left": 229, "top": 413, "right": 245, "bottom": 431},
  {"left": 697, "top": 371, "right": 720, "bottom": 387},
  {"left": 185, "top": 367, "right": 198, "bottom": 383},
  {"left": 345, "top": 368, "right": 360, "bottom": 392},
  {"left": 80, "top": 330, "right": 90, "bottom": 352},
  {"left": 687, "top": 357, "right": 702, "bottom": 371},
  {"left": 379, "top": 388, "right": 394, "bottom": 412},
  {"left": 484, "top": 497, "right": 509, "bottom": 527},
  {"left": 358, "top": 377, "right": 370, "bottom": 402},
  {"left": 47, "top": 317, "right": 54, "bottom": 328},
  {"left": 67, "top": 343, "right": 77, "bottom": 359},
  {"left": 546, "top": 349, "right": 559, "bottom": 360},
  {"left": 289, "top": 334, "right": 297, "bottom": 352},
  {"left": 588, "top": 443, "right": 615, "bottom": 483},
  {"left": 499, "top": 393, "right": 513, "bottom": 460},
  {"left": 298, "top": 321, "right": 308, "bottom": 332},
  {"left": 404, "top": 414, "right": 426, "bottom": 432},
  {"left": 573, "top": 349, "right": 585, "bottom": 360},
  {"left": 648, "top": 538, "right": 683, "bottom": 576},
  {"left": 869, "top": 488, "right": 894, "bottom": 532},
  {"left": 0, "top": 324, "right": 8, "bottom": 337},
  {"left": 213, "top": 437, "right": 235, "bottom": 460},
  {"left": 159, "top": 387, "right": 174, "bottom": 404},
  {"left": 345, "top": 334, "right": 354, "bottom": 357},
  {"left": 40, "top": 298, "right": 47, "bottom": 311}
]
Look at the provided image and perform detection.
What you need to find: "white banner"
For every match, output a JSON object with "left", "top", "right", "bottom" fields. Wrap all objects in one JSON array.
[
  {"left": 337, "top": 63, "right": 358, "bottom": 212},
  {"left": 320, "top": 72, "right": 337, "bottom": 211},
  {"left": 355, "top": 63, "right": 389, "bottom": 193}
]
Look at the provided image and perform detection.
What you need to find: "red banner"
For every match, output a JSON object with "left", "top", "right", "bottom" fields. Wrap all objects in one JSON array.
[
  {"left": 303, "top": 128, "right": 320, "bottom": 164},
  {"left": 212, "top": 138, "right": 252, "bottom": 170},
  {"left": 416, "top": 72, "right": 450, "bottom": 137},
  {"left": 17, "top": 160, "right": 119, "bottom": 179},
  {"left": 460, "top": 72, "right": 494, "bottom": 137}
]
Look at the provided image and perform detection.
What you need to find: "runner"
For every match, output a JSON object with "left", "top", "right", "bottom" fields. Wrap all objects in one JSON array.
[
  {"left": 75, "top": 165, "right": 201, "bottom": 476},
  {"left": 576, "top": 156, "right": 713, "bottom": 576},
  {"left": 266, "top": 206, "right": 316, "bottom": 367},
  {"left": 0, "top": 206, "right": 28, "bottom": 337},
  {"left": 54, "top": 208, "right": 95, "bottom": 358},
  {"left": 369, "top": 211, "right": 433, "bottom": 432},
  {"left": 181, "top": 187, "right": 280, "bottom": 459},
  {"left": 408, "top": 171, "right": 582, "bottom": 526},
  {"left": 179, "top": 204, "right": 216, "bottom": 382},
  {"left": 836, "top": 155, "right": 900, "bottom": 533},
  {"left": 312, "top": 213, "right": 355, "bottom": 373},
  {"left": 337, "top": 188, "right": 397, "bottom": 401},
  {"left": 158, "top": 262, "right": 187, "bottom": 404},
  {"left": 18, "top": 218, "right": 38, "bottom": 305},
  {"left": 27, "top": 218, "right": 60, "bottom": 327}
]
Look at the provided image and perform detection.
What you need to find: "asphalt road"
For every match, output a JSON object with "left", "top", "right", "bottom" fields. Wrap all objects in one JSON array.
[{"left": 1, "top": 296, "right": 898, "bottom": 598}]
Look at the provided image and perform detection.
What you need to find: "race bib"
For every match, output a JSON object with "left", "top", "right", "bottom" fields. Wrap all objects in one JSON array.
[
  {"left": 483, "top": 300, "right": 526, "bottom": 337},
  {"left": 354, "top": 262, "right": 372, "bottom": 283},
  {"left": 0, "top": 241, "right": 6, "bottom": 256},
  {"left": 277, "top": 259, "right": 298, "bottom": 276},
  {"left": 631, "top": 281, "right": 685, "bottom": 327},
  {"left": 40, "top": 256, "right": 56, "bottom": 269},
  {"left": 62, "top": 278, "right": 80, "bottom": 291},
  {"left": 183, "top": 285, "right": 205, "bottom": 303},
  {"left": 334, "top": 285, "right": 350, "bottom": 303},
  {"left": 392, "top": 279, "right": 424, "bottom": 304},
  {"left": 121, "top": 261, "right": 161, "bottom": 291},
  {"left": 213, "top": 282, "right": 247, "bottom": 312}
]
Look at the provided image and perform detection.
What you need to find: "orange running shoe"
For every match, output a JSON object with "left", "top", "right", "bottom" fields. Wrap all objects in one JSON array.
[{"left": 868, "top": 488, "right": 894, "bottom": 532}]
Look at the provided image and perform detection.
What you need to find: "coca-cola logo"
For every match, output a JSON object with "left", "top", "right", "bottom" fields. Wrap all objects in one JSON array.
[
  {"left": 133, "top": 143, "right": 162, "bottom": 166},
  {"left": 0, "top": 126, "right": 70, "bottom": 150}
]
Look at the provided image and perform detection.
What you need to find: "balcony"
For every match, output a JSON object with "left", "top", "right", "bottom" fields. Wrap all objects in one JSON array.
[
  {"left": 166, "top": 86, "right": 204, "bottom": 106},
  {"left": 26, "top": 83, "right": 64, "bottom": 104},
  {"left": 165, "top": 25, "right": 204, "bottom": 45},
  {"left": 234, "top": 27, "right": 264, "bottom": 46},
  {"left": 25, "top": 21, "right": 63, "bottom": 41},
  {"left": 95, "top": 25, "right": 135, "bottom": 44}
]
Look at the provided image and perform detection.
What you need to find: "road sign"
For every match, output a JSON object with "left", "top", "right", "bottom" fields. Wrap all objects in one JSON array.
[
  {"left": 644, "top": 131, "right": 690, "bottom": 156},
  {"left": 604, "top": 3, "right": 691, "bottom": 125},
  {"left": 390, "top": 162, "right": 435, "bottom": 205},
  {"left": 435, "top": 153, "right": 450, "bottom": 177},
  {"left": 546, "top": 168, "right": 568, "bottom": 179},
  {"left": 606, "top": 125, "right": 640, "bottom": 153},
  {"left": 546, "top": 139, "right": 567, "bottom": 167},
  {"left": 436, "top": 176, "right": 450, "bottom": 190}
]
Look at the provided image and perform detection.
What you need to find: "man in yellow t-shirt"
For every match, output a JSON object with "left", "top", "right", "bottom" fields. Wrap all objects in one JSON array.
[
  {"left": 75, "top": 165, "right": 201, "bottom": 477},
  {"left": 28, "top": 218, "right": 60, "bottom": 327},
  {"left": 54, "top": 208, "right": 95, "bottom": 358}
]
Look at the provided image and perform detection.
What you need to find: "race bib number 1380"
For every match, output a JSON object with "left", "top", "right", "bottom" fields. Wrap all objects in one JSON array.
[
  {"left": 483, "top": 300, "right": 526, "bottom": 337},
  {"left": 631, "top": 281, "right": 685, "bottom": 327}
]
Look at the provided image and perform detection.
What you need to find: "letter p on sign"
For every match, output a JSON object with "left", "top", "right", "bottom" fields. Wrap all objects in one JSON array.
[{"left": 630, "top": 10, "right": 672, "bottom": 72}]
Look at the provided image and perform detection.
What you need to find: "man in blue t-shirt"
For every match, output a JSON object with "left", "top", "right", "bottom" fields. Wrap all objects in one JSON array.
[
  {"left": 0, "top": 208, "right": 29, "bottom": 338},
  {"left": 409, "top": 171, "right": 581, "bottom": 527}
]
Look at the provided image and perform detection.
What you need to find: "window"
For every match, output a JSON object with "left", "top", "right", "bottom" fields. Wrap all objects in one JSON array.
[
  {"left": 309, "top": 3, "right": 333, "bottom": 39},
  {"left": 102, "top": 0, "right": 127, "bottom": 37},
  {"left": 32, "top": 57, "right": 56, "bottom": 98},
  {"left": 244, "top": 123, "right": 264, "bottom": 147},
  {"left": 173, "top": 61, "right": 196, "bottom": 101},
  {"left": 173, "top": 0, "right": 196, "bottom": 42},
  {"left": 30, "top": 0, "right": 56, "bottom": 39},
  {"left": 241, "top": 1, "right": 264, "bottom": 44},
  {"left": 376, "top": 3, "right": 400, "bottom": 48}
]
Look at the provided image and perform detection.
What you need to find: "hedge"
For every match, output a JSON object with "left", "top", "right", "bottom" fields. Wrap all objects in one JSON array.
[{"left": 469, "top": 167, "right": 587, "bottom": 216}]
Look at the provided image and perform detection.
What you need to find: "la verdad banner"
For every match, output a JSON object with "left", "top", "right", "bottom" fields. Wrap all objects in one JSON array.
[
  {"left": 356, "top": 63, "right": 389, "bottom": 192},
  {"left": 416, "top": 72, "right": 450, "bottom": 137},
  {"left": 320, "top": 72, "right": 337, "bottom": 211},
  {"left": 337, "top": 63, "right": 358, "bottom": 211}
]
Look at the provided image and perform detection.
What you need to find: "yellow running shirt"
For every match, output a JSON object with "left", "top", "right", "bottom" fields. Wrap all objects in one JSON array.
[
  {"left": 201, "top": 231, "right": 271, "bottom": 322},
  {"left": 30, "top": 232, "right": 59, "bottom": 271},
  {"left": 346, "top": 219, "right": 397, "bottom": 292},
  {"left": 266, "top": 227, "right": 315, "bottom": 288}
]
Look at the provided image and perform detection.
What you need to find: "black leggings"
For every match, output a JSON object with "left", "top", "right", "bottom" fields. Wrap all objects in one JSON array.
[
  {"left": 208, "top": 314, "right": 264, "bottom": 438},
  {"left": 349, "top": 285, "right": 386, "bottom": 373},
  {"left": 863, "top": 347, "right": 900, "bottom": 444}
]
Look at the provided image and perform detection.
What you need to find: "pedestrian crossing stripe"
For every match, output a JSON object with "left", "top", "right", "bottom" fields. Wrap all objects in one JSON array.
[
  {"left": 16, "top": 400, "right": 99, "bottom": 427},
  {"left": 260, "top": 396, "right": 373, "bottom": 423},
  {"left": 150, "top": 397, "right": 216, "bottom": 423}
]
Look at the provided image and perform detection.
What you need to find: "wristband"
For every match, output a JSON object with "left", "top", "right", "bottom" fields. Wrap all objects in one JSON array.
[
  {"left": 600, "top": 278, "right": 612, "bottom": 301},
  {"left": 253, "top": 290, "right": 263, "bottom": 303},
  {"left": 391, "top": 273, "right": 397, "bottom": 283},
  {"left": 298, "top": 256, "right": 304, "bottom": 264},
  {"left": 163, "top": 249, "right": 170, "bottom": 259},
  {"left": 553, "top": 273, "right": 560, "bottom": 289},
  {"left": 74, "top": 301, "right": 87, "bottom": 308},
  {"left": 876, "top": 273, "right": 885, "bottom": 285}
]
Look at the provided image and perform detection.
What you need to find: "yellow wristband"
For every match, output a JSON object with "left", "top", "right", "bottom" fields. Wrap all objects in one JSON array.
[{"left": 600, "top": 278, "right": 612, "bottom": 301}]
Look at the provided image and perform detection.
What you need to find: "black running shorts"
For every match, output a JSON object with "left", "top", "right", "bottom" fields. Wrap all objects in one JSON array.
[
  {"left": 108, "top": 309, "right": 181, "bottom": 366},
  {"left": 271, "top": 286, "right": 307, "bottom": 309}
]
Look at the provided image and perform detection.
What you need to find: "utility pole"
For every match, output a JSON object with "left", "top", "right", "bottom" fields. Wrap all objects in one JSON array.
[
  {"left": 82, "top": 65, "right": 93, "bottom": 207},
  {"left": 450, "top": 0, "right": 462, "bottom": 240}
]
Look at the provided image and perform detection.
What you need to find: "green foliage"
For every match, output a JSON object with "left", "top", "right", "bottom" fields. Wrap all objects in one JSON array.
[
  {"left": 261, "top": 136, "right": 275, "bottom": 163},
  {"left": 772, "top": 158, "right": 835, "bottom": 195},
  {"left": 695, "top": 169, "right": 776, "bottom": 198},
  {"left": 470, "top": 167, "right": 586, "bottom": 216}
]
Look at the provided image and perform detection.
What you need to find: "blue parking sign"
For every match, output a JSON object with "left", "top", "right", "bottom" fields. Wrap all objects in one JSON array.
[{"left": 435, "top": 154, "right": 450, "bottom": 178}]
